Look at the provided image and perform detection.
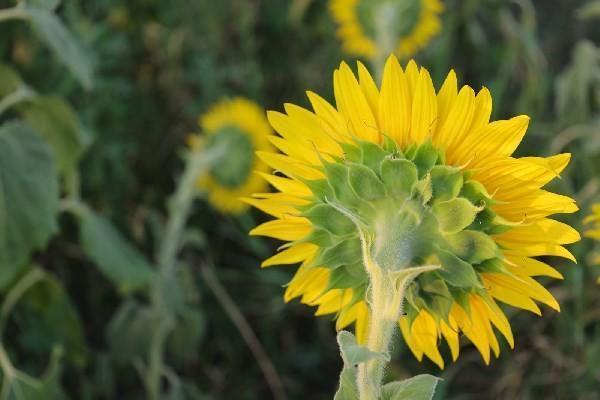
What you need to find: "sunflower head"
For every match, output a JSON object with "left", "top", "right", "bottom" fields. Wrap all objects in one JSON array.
[
  {"left": 193, "top": 97, "right": 272, "bottom": 215},
  {"left": 249, "top": 55, "right": 579, "bottom": 368},
  {"left": 330, "top": 0, "right": 443, "bottom": 58}
]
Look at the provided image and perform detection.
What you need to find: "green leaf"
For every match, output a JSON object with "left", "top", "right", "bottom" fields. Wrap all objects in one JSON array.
[
  {"left": 17, "top": 271, "right": 86, "bottom": 365},
  {"left": 0, "top": 121, "right": 59, "bottom": 289},
  {"left": 432, "top": 198, "right": 480, "bottom": 234},
  {"left": 436, "top": 249, "right": 480, "bottom": 288},
  {"left": 446, "top": 230, "right": 499, "bottom": 264},
  {"left": 106, "top": 300, "right": 159, "bottom": 363},
  {"left": 334, "top": 331, "right": 387, "bottom": 400},
  {"left": 168, "top": 307, "right": 206, "bottom": 363},
  {"left": 430, "top": 166, "right": 463, "bottom": 201},
  {"left": 4, "top": 349, "right": 67, "bottom": 400},
  {"left": 382, "top": 374, "right": 441, "bottom": 400},
  {"left": 78, "top": 209, "right": 155, "bottom": 293},
  {"left": 0, "top": 63, "right": 23, "bottom": 98},
  {"left": 348, "top": 162, "right": 386, "bottom": 201},
  {"left": 23, "top": 7, "right": 93, "bottom": 88},
  {"left": 21, "top": 96, "right": 90, "bottom": 174},
  {"left": 380, "top": 158, "right": 417, "bottom": 199}
]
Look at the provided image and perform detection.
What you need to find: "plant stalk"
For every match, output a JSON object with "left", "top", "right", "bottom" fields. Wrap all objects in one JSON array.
[
  {"left": 356, "top": 267, "right": 404, "bottom": 400},
  {"left": 146, "top": 144, "right": 225, "bottom": 400}
]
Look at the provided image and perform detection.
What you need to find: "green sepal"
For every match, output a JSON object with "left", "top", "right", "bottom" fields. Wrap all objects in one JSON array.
[
  {"left": 381, "top": 133, "right": 402, "bottom": 155},
  {"left": 380, "top": 158, "right": 418, "bottom": 200},
  {"left": 312, "top": 238, "right": 362, "bottom": 269},
  {"left": 411, "top": 141, "right": 440, "bottom": 178},
  {"left": 303, "top": 178, "right": 335, "bottom": 202},
  {"left": 304, "top": 203, "right": 356, "bottom": 236},
  {"left": 436, "top": 249, "right": 480, "bottom": 288},
  {"left": 327, "top": 263, "right": 368, "bottom": 290},
  {"left": 323, "top": 162, "right": 362, "bottom": 207},
  {"left": 301, "top": 228, "right": 335, "bottom": 248},
  {"left": 430, "top": 165, "right": 464, "bottom": 202},
  {"left": 432, "top": 198, "right": 481, "bottom": 234},
  {"left": 341, "top": 142, "right": 363, "bottom": 163},
  {"left": 460, "top": 180, "right": 494, "bottom": 205},
  {"left": 414, "top": 173, "right": 432, "bottom": 205},
  {"left": 445, "top": 230, "right": 500, "bottom": 264},
  {"left": 359, "top": 140, "right": 389, "bottom": 173},
  {"left": 348, "top": 162, "right": 386, "bottom": 201},
  {"left": 475, "top": 258, "right": 508, "bottom": 274}
]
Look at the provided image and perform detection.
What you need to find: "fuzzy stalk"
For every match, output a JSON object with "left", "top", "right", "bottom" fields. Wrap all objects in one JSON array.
[{"left": 356, "top": 247, "right": 440, "bottom": 399}]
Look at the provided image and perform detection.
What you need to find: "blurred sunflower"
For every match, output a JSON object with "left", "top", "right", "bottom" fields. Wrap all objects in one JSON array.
[
  {"left": 330, "top": 0, "right": 443, "bottom": 58},
  {"left": 194, "top": 98, "right": 272, "bottom": 214},
  {"left": 584, "top": 204, "right": 600, "bottom": 275},
  {"left": 248, "top": 56, "right": 579, "bottom": 368}
]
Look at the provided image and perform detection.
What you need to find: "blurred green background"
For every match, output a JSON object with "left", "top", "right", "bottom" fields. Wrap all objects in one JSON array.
[{"left": 0, "top": 0, "right": 599, "bottom": 399}]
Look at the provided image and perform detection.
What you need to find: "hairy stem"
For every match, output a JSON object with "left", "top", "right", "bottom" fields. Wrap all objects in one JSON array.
[{"left": 357, "top": 261, "right": 440, "bottom": 400}]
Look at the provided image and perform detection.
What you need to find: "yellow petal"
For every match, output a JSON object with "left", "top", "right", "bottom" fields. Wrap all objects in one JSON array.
[
  {"left": 399, "top": 317, "right": 424, "bottom": 361},
  {"left": 261, "top": 243, "right": 318, "bottom": 267},
  {"left": 505, "top": 255, "right": 564, "bottom": 280},
  {"left": 434, "top": 86, "right": 475, "bottom": 160},
  {"left": 357, "top": 60, "right": 379, "bottom": 116},
  {"left": 257, "top": 152, "right": 324, "bottom": 180},
  {"left": 482, "top": 273, "right": 542, "bottom": 315},
  {"left": 334, "top": 62, "right": 379, "bottom": 142},
  {"left": 410, "top": 67, "right": 438, "bottom": 144},
  {"left": 249, "top": 217, "right": 311, "bottom": 241},
  {"left": 257, "top": 172, "right": 311, "bottom": 197},
  {"left": 411, "top": 310, "right": 444, "bottom": 368},
  {"left": 436, "top": 69, "right": 458, "bottom": 128},
  {"left": 378, "top": 55, "right": 411, "bottom": 146}
]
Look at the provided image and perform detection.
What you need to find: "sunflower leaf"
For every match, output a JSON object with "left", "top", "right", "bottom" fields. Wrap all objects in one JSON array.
[
  {"left": 334, "top": 331, "right": 387, "bottom": 400},
  {"left": 0, "top": 121, "right": 59, "bottom": 289},
  {"left": 381, "top": 374, "right": 441, "bottom": 400}
]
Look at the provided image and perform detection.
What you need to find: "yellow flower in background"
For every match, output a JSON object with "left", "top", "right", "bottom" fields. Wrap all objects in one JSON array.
[
  {"left": 248, "top": 55, "right": 579, "bottom": 368},
  {"left": 584, "top": 204, "right": 600, "bottom": 270},
  {"left": 195, "top": 98, "right": 272, "bottom": 214},
  {"left": 330, "top": 0, "right": 443, "bottom": 58}
]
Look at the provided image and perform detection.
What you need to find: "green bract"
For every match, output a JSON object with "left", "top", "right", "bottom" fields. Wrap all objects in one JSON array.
[
  {"left": 298, "top": 138, "right": 512, "bottom": 327},
  {"left": 205, "top": 124, "right": 254, "bottom": 188}
]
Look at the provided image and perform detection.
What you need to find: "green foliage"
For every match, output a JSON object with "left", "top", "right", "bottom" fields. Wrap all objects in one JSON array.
[
  {"left": 78, "top": 209, "right": 155, "bottom": 294},
  {"left": 0, "top": 0, "right": 597, "bottom": 399},
  {"left": 0, "top": 122, "right": 58, "bottom": 288}
]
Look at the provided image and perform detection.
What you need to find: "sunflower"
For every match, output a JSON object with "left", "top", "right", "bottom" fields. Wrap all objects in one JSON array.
[
  {"left": 330, "top": 0, "right": 443, "bottom": 59},
  {"left": 247, "top": 56, "right": 579, "bottom": 368},
  {"left": 584, "top": 204, "right": 600, "bottom": 269},
  {"left": 194, "top": 97, "right": 272, "bottom": 215}
]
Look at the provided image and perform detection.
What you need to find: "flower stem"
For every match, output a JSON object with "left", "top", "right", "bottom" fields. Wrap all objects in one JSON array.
[
  {"left": 356, "top": 260, "right": 440, "bottom": 400},
  {"left": 146, "top": 143, "right": 226, "bottom": 400},
  {"left": 356, "top": 267, "right": 404, "bottom": 400},
  {"left": 372, "top": 3, "right": 398, "bottom": 81}
]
